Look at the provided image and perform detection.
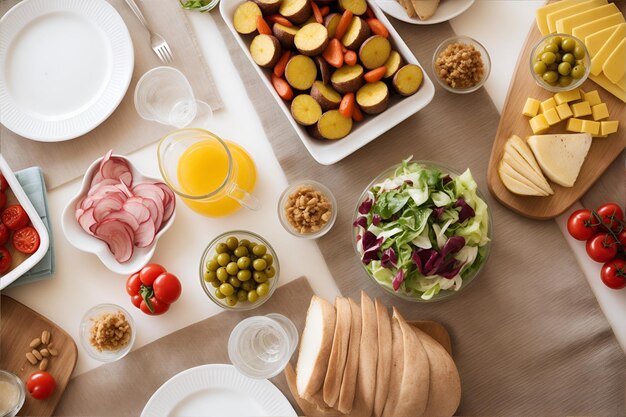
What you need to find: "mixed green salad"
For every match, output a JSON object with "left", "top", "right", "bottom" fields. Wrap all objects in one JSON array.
[{"left": 354, "top": 160, "right": 490, "bottom": 300}]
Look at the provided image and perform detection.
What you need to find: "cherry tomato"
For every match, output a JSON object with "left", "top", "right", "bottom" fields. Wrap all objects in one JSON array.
[
  {"left": 586, "top": 233, "right": 618, "bottom": 263},
  {"left": 12, "top": 226, "right": 40, "bottom": 254},
  {"left": 153, "top": 272, "right": 182, "bottom": 304},
  {"left": 126, "top": 273, "right": 141, "bottom": 297},
  {"left": 26, "top": 371, "right": 56, "bottom": 400},
  {"left": 130, "top": 294, "right": 143, "bottom": 308},
  {"left": 140, "top": 296, "right": 170, "bottom": 316},
  {"left": 618, "top": 230, "right": 626, "bottom": 249},
  {"left": 0, "top": 174, "right": 8, "bottom": 192},
  {"left": 600, "top": 258, "right": 626, "bottom": 290},
  {"left": 0, "top": 224, "right": 8, "bottom": 246},
  {"left": 139, "top": 264, "right": 167, "bottom": 286},
  {"left": 567, "top": 209, "right": 597, "bottom": 241},
  {"left": 0, "top": 192, "right": 6, "bottom": 210},
  {"left": 1, "top": 205, "right": 29, "bottom": 230},
  {"left": 596, "top": 203, "right": 624, "bottom": 232},
  {"left": 0, "top": 246, "right": 11, "bottom": 274}
]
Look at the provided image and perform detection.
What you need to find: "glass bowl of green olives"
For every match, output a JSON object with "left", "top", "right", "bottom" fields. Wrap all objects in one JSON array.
[
  {"left": 199, "top": 231, "right": 280, "bottom": 310},
  {"left": 530, "top": 33, "right": 590, "bottom": 92}
]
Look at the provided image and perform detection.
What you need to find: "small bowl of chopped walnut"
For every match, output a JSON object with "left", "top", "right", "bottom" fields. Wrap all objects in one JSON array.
[
  {"left": 79, "top": 304, "right": 135, "bottom": 362},
  {"left": 432, "top": 36, "right": 490, "bottom": 94},
  {"left": 278, "top": 180, "right": 337, "bottom": 239}
]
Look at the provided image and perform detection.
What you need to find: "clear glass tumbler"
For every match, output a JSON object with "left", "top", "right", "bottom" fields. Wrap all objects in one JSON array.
[
  {"left": 228, "top": 313, "right": 299, "bottom": 379},
  {"left": 134, "top": 66, "right": 213, "bottom": 128}
]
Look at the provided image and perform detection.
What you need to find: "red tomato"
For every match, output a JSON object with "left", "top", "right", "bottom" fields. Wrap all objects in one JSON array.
[
  {"left": 126, "top": 273, "right": 141, "bottom": 297},
  {"left": 26, "top": 371, "right": 56, "bottom": 400},
  {"left": 153, "top": 272, "right": 182, "bottom": 304},
  {"left": 618, "top": 230, "right": 626, "bottom": 249},
  {"left": 586, "top": 233, "right": 618, "bottom": 263},
  {"left": 0, "top": 246, "right": 11, "bottom": 274},
  {"left": 567, "top": 209, "right": 597, "bottom": 241},
  {"left": 139, "top": 264, "right": 167, "bottom": 286},
  {"left": 0, "top": 224, "right": 8, "bottom": 246},
  {"left": 130, "top": 294, "right": 143, "bottom": 308},
  {"left": 601, "top": 258, "right": 626, "bottom": 290},
  {"left": 0, "top": 192, "right": 6, "bottom": 210},
  {"left": 12, "top": 226, "right": 40, "bottom": 254},
  {"left": 2, "top": 205, "right": 29, "bottom": 230},
  {"left": 0, "top": 174, "right": 8, "bottom": 192},
  {"left": 140, "top": 297, "right": 170, "bottom": 316},
  {"left": 596, "top": 203, "right": 624, "bottom": 232}
]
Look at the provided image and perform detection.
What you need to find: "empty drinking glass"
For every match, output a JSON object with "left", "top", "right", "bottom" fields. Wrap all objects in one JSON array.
[{"left": 134, "top": 66, "right": 212, "bottom": 128}]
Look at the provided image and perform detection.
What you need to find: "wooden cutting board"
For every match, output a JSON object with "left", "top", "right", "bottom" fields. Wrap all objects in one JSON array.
[
  {"left": 487, "top": 2, "right": 626, "bottom": 220},
  {"left": 0, "top": 295, "right": 77, "bottom": 416}
]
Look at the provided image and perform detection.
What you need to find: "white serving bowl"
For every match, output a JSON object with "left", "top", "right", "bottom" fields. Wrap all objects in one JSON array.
[{"left": 61, "top": 154, "right": 175, "bottom": 275}]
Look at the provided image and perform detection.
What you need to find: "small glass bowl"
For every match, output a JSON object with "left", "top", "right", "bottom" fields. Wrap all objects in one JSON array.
[
  {"left": 0, "top": 370, "right": 25, "bottom": 417},
  {"left": 79, "top": 304, "right": 136, "bottom": 362},
  {"left": 529, "top": 33, "right": 590, "bottom": 92},
  {"left": 199, "top": 231, "right": 280, "bottom": 311},
  {"left": 278, "top": 180, "right": 337, "bottom": 239},
  {"left": 179, "top": 0, "right": 220, "bottom": 12},
  {"left": 432, "top": 36, "right": 491, "bottom": 94}
]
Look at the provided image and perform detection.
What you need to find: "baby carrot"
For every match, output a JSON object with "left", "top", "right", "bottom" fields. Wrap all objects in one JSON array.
[
  {"left": 323, "top": 38, "right": 344, "bottom": 68},
  {"left": 352, "top": 104, "right": 364, "bottom": 121},
  {"left": 256, "top": 16, "right": 272, "bottom": 35},
  {"left": 271, "top": 74, "right": 294, "bottom": 101},
  {"left": 319, "top": 6, "right": 330, "bottom": 16},
  {"left": 335, "top": 10, "right": 353, "bottom": 40},
  {"left": 365, "top": 6, "right": 375, "bottom": 19},
  {"left": 273, "top": 51, "right": 292, "bottom": 78},
  {"left": 364, "top": 66, "right": 387, "bottom": 83},
  {"left": 311, "top": 1, "right": 324, "bottom": 24},
  {"left": 366, "top": 18, "right": 389, "bottom": 38},
  {"left": 339, "top": 93, "right": 355, "bottom": 118},
  {"left": 344, "top": 50, "right": 357, "bottom": 66},
  {"left": 267, "top": 14, "right": 293, "bottom": 27}
]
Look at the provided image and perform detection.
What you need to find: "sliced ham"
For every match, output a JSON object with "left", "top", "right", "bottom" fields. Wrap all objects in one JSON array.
[{"left": 93, "top": 219, "right": 135, "bottom": 263}]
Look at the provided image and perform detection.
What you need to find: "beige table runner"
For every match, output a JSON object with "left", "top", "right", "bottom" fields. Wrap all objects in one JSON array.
[
  {"left": 0, "top": 0, "right": 223, "bottom": 189},
  {"left": 214, "top": 12, "right": 625, "bottom": 416},
  {"left": 55, "top": 277, "right": 312, "bottom": 416}
]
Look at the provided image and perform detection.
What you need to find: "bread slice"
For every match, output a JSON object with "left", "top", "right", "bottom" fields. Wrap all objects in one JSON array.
[
  {"left": 337, "top": 298, "right": 363, "bottom": 414},
  {"left": 413, "top": 327, "right": 461, "bottom": 417},
  {"left": 296, "top": 296, "right": 337, "bottom": 399},
  {"left": 285, "top": 364, "right": 343, "bottom": 417},
  {"left": 410, "top": 0, "right": 440, "bottom": 20},
  {"left": 396, "top": 0, "right": 417, "bottom": 18},
  {"left": 323, "top": 297, "right": 352, "bottom": 407},
  {"left": 350, "top": 292, "right": 378, "bottom": 417},
  {"left": 372, "top": 299, "right": 392, "bottom": 417}
]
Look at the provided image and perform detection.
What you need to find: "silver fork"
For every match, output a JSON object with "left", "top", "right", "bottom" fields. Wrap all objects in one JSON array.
[{"left": 124, "top": 0, "right": 174, "bottom": 64}]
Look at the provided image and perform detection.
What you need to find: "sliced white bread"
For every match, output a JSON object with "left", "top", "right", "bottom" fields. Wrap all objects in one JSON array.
[
  {"left": 337, "top": 298, "right": 363, "bottom": 414},
  {"left": 373, "top": 299, "right": 392, "bottom": 417},
  {"left": 498, "top": 160, "right": 548, "bottom": 196},
  {"left": 527, "top": 133, "right": 592, "bottom": 188},
  {"left": 285, "top": 364, "right": 343, "bottom": 417},
  {"left": 410, "top": 0, "right": 440, "bottom": 20},
  {"left": 296, "top": 296, "right": 337, "bottom": 399},
  {"left": 350, "top": 292, "right": 378, "bottom": 417},
  {"left": 413, "top": 327, "right": 461, "bottom": 417},
  {"left": 323, "top": 297, "right": 352, "bottom": 408}
]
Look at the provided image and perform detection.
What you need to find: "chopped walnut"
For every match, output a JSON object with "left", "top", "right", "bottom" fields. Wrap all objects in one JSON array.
[
  {"left": 285, "top": 185, "right": 333, "bottom": 234},
  {"left": 89, "top": 311, "right": 131, "bottom": 352},
  {"left": 435, "top": 42, "right": 485, "bottom": 89}
]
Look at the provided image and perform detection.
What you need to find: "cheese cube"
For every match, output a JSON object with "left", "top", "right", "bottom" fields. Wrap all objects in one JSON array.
[
  {"left": 554, "top": 89, "right": 581, "bottom": 105},
  {"left": 591, "top": 103, "right": 609, "bottom": 120},
  {"left": 530, "top": 114, "right": 550, "bottom": 134},
  {"left": 556, "top": 103, "right": 574, "bottom": 120},
  {"left": 566, "top": 118, "right": 584, "bottom": 132},
  {"left": 600, "top": 120, "right": 619, "bottom": 135},
  {"left": 522, "top": 98, "right": 541, "bottom": 117},
  {"left": 581, "top": 120, "right": 601, "bottom": 135},
  {"left": 571, "top": 101, "right": 592, "bottom": 117},
  {"left": 581, "top": 90, "right": 602, "bottom": 106},
  {"left": 539, "top": 97, "right": 557, "bottom": 113},
  {"left": 543, "top": 108, "right": 561, "bottom": 125}
]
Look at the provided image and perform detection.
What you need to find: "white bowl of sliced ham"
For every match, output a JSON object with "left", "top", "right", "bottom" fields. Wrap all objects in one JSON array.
[{"left": 61, "top": 151, "right": 176, "bottom": 274}]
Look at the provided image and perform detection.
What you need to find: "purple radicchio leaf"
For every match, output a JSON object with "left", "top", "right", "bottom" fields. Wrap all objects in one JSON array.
[
  {"left": 440, "top": 236, "right": 466, "bottom": 258},
  {"left": 404, "top": 180, "right": 414, "bottom": 186},
  {"left": 361, "top": 232, "right": 384, "bottom": 265},
  {"left": 412, "top": 249, "right": 437, "bottom": 275},
  {"left": 424, "top": 251, "right": 443, "bottom": 275},
  {"left": 353, "top": 216, "right": 368, "bottom": 229},
  {"left": 455, "top": 198, "right": 475, "bottom": 223},
  {"left": 442, "top": 175, "right": 452, "bottom": 185},
  {"left": 381, "top": 247, "right": 397, "bottom": 268},
  {"left": 436, "top": 258, "right": 465, "bottom": 278},
  {"left": 392, "top": 268, "right": 405, "bottom": 291},
  {"left": 372, "top": 214, "right": 382, "bottom": 226},
  {"left": 362, "top": 231, "right": 378, "bottom": 251},
  {"left": 358, "top": 198, "right": 373, "bottom": 215},
  {"left": 432, "top": 206, "right": 446, "bottom": 220}
]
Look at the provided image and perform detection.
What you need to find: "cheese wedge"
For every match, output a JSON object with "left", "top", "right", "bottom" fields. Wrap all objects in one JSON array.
[
  {"left": 502, "top": 151, "right": 553, "bottom": 195},
  {"left": 603, "top": 38, "right": 626, "bottom": 83},
  {"left": 499, "top": 161, "right": 548, "bottom": 196},
  {"left": 556, "top": 3, "right": 619, "bottom": 34},
  {"left": 505, "top": 136, "right": 554, "bottom": 195},
  {"left": 527, "top": 133, "right": 592, "bottom": 187},
  {"left": 590, "top": 73, "right": 626, "bottom": 103},
  {"left": 590, "top": 23, "right": 626, "bottom": 76},
  {"left": 573, "top": 12, "right": 625, "bottom": 40},
  {"left": 546, "top": 0, "right": 607, "bottom": 34},
  {"left": 536, "top": 0, "right": 583, "bottom": 35},
  {"left": 585, "top": 24, "right": 622, "bottom": 57},
  {"left": 410, "top": 0, "right": 439, "bottom": 20}
]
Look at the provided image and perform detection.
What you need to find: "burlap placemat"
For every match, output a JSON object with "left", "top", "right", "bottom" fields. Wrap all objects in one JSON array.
[
  {"left": 0, "top": 0, "right": 223, "bottom": 189},
  {"left": 55, "top": 277, "right": 312, "bottom": 416},
  {"left": 214, "top": 11, "right": 625, "bottom": 416}
]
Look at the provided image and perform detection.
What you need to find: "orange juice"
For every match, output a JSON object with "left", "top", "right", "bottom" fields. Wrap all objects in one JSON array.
[{"left": 176, "top": 140, "right": 257, "bottom": 216}]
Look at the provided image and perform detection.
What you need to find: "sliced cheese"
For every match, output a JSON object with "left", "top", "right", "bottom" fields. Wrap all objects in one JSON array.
[
  {"left": 573, "top": 12, "right": 626, "bottom": 40},
  {"left": 585, "top": 24, "right": 622, "bottom": 57},
  {"left": 546, "top": 0, "right": 607, "bottom": 34},
  {"left": 507, "top": 135, "right": 547, "bottom": 179},
  {"left": 603, "top": 38, "right": 626, "bottom": 83},
  {"left": 618, "top": 74, "right": 626, "bottom": 91},
  {"left": 502, "top": 147, "right": 554, "bottom": 195},
  {"left": 504, "top": 138, "right": 554, "bottom": 195},
  {"left": 556, "top": 3, "right": 619, "bottom": 34},
  {"left": 536, "top": 0, "right": 582, "bottom": 35},
  {"left": 499, "top": 161, "right": 548, "bottom": 196},
  {"left": 590, "top": 23, "right": 626, "bottom": 76},
  {"left": 590, "top": 73, "right": 626, "bottom": 103},
  {"left": 527, "top": 133, "right": 592, "bottom": 188}
]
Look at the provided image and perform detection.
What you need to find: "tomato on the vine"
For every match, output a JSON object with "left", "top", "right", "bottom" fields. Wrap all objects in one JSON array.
[
  {"left": 600, "top": 258, "right": 626, "bottom": 290},
  {"left": 126, "top": 273, "right": 141, "bottom": 296},
  {"left": 127, "top": 264, "right": 181, "bottom": 316},
  {"left": 139, "top": 264, "right": 166, "bottom": 286},
  {"left": 26, "top": 371, "right": 56, "bottom": 400},
  {"left": 567, "top": 209, "right": 597, "bottom": 241},
  {"left": 140, "top": 297, "right": 170, "bottom": 316},
  {"left": 596, "top": 203, "right": 624, "bottom": 233},
  {"left": 618, "top": 230, "right": 626, "bottom": 249},
  {"left": 153, "top": 272, "right": 182, "bottom": 304},
  {"left": 586, "top": 233, "right": 618, "bottom": 263}
]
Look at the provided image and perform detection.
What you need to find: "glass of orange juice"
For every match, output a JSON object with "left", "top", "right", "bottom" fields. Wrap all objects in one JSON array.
[{"left": 157, "top": 128, "right": 259, "bottom": 217}]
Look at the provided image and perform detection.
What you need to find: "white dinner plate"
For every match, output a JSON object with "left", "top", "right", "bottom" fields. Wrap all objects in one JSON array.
[
  {"left": 141, "top": 364, "right": 297, "bottom": 417},
  {"left": 375, "top": 0, "right": 475, "bottom": 25},
  {"left": 0, "top": 0, "right": 134, "bottom": 142}
]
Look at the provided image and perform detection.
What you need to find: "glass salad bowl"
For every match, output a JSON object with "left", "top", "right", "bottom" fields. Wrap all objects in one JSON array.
[{"left": 352, "top": 160, "right": 492, "bottom": 302}]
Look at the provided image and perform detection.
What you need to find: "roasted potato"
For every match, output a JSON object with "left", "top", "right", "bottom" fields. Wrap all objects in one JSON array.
[
  {"left": 341, "top": 17, "right": 370, "bottom": 50},
  {"left": 233, "top": 1, "right": 262, "bottom": 34},
  {"left": 324, "top": 13, "right": 341, "bottom": 38},
  {"left": 392, "top": 64, "right": 423, "bottom": 96},
  {"left": 252, "top": 0, "right": 281, "bottom": 15},
  {"left": 279, "top": 0, "right": 312, "bottom": 24},
  {"left": 338, "top": 0, "right": 367, "bottom": 15},
  {"left": 314, "top": 57, "right": 332, "bottom": 84},
  {"left": 273, "top": 23, "right": 299, "bottom": 49},
  {"left": 316, "top": 110, "right": 353, "bottom": 139},
  {"left": 311, "top": 81, "right": 342, "bottom": 110},
  {"left": 285, "top": 55, "right": 318, "bottom": 90},
  {"left": 294, "top": 23, "right": 329, "bottom": 56},
  {"left": 359, "top": 35, "right": 391, "bottom": 69},
  {"left": 331, "top": 64, "right": 364, "bottom": 93},
  {"left": 250, "top": 34, "right": 282, "bottom": 68},
  {"left": 356, "top": 81, "right": 389, "bottom": 114},
  {"left": 383, "top": 50, "right": 404, "bottom": 79},
  {"left": 291, "top": 94, "right": 323, "bottom": 126}
]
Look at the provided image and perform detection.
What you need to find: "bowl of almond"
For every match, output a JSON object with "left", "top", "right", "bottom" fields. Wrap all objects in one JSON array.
[{"left": 278, "top": 180, "right": 337, "bottom": 239}]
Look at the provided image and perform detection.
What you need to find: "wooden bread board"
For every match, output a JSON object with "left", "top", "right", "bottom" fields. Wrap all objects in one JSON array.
[
  {"left": 0, "top": 295, "right": 77, "bottom": 416},
  {"left": 487, "top": 2, "right": 626, "bottom": 220}
]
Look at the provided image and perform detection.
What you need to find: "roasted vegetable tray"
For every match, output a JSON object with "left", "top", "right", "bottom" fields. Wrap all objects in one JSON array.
[{"left": 220, "top": 0, "right": 435, "bottom": 165}]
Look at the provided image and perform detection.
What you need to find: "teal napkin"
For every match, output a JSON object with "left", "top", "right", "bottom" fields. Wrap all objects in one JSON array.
[{"left": 8, "top": 167, "right": 55, "bottom": 287}]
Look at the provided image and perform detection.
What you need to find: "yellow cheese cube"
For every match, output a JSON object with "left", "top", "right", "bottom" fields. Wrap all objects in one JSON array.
[
  {"left": 571, "top": 101, "right": 592, "bottom": 117},
  {"left": 529, "top": 114, "right": 550, "bottom": 134},
  {"left": 600, "top": 120, "right": 619, "bottom": 135},
  {"left": 522, "top": 98, "right": 541, "bottom": 117},
  {"left": 591, "top": 103, "right": 609, "bottom": 120},
  {"left": 573, "top": 13, "right": 626, "bottom": 40},
  {"left": 566, "top": 118, "right": 584, "bottom": 132},
  {"left": 554, "top": 89, "right": 581, "bottom": 105},
  {"left": 581, "top": 90, "right": 602, "bottom": 106},
  {"left": 581, "top": 120, "right": 601, "bottom": 135},
  {"left": 543, "top": 108, "right": 561, "bottom": 125},
  {"left": 556, "top": 103, "right": 574, "bottom": 120},
  {"left": 556, "top": 3, "right": 619, "bottom": 34},
  {"left": 539, "top": 97, "right": 557, "bottom": 113}
]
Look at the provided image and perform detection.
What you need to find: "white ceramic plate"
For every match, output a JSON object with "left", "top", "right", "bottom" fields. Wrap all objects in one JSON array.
[
  {"left": 0, "top": 155, "right": 50, "bottom": 290},
  {"left": 219, "top": 0, "right": 435, "bottom": 165},
  {"left": 141, "top": 364, "right": 297, "bottom": 417},
  {"left": 375, "top": 0, "right": 474, "bottom": 25},
  {"left": 0, "top": 0, "right": 134, "bottom": 142}
]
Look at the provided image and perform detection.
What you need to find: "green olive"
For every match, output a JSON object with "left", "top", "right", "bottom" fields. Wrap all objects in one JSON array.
[
  {"left": 225, "top": 295, "right": 238, "bottom": 306},
  {"left": 214, "top": 288, "right": 226, "bottom": 299},
  {"left": 253, "top": 259, "right": 267, "bottom": 271},
  {"left": 253, "top": 271, "right": 268, "bottom": 283},
  {"left": 237, "top": 290, "right": 248, "bottom": 302},
  {"left": 558, "top": 62, "right": 571, "bottom": 76},
  {"left": 237, "top": 256, "right": 251, "bottom": 270},
  {"left": 239, "top": 238, "right": 251, "bottom": 248},
  {"left": 561, "top": 38, "right": 575, "bottom": 52},
  {"left": 237, "top": 269, "right": 252, "bottom": 282},
  {"left": 257, "top": 283, "right": 270, "bottom": 297},
  {"left": 542, "top": 71, "right": 558, "bottom": 84},
  {"left": 230, "top": 255, "right": 238, "bottom": 263},
  {"left": 547, "top": 63, "right": 559, "bottom": 71},
  {"left": 252, "top": 244, "right": 267, "bottom": 257},
  {"left": 216, "top": 267, "right": 229, "bottom": 282},
  {"left": 549, "top": 36, "right": 561, "bottom": 47},
  {"left": 226, "top": 236, "right": 239, "bottom": 250},
  {"left": 242, "top": 280, "right": 255, "bottom": 291},
  {"left": 226, "top": 262, "right": 239, "bottom": 275},
  {"left": 558, "top": 76, "right": 572, "bottom": 87},
  {"left": 229, "top": 277, "right": 242, "bottom": 288},
  {"left": 216, "top": 243, "right": 229, "bottom": 254},
  {"left": 574, "top": 45, "right": 585, "bottom": 60},
  {"left": 217, "top": 253, "right": 231, "bottom": 266},
  {"left": 210, "top": 279, "right": 221, "bottom": 288},
  {"left": 234, "top": 246, "right": 249, "bottom": 257},
  {"left": 543, "top": 43, "right": 558, "bottom": 53},
  {"left": 562, "top": 53, "right": 575, "bottom": 65},
  {"left": 533, "top": 61, "right": 547, "bottom": 75},
  {"left": 204, "top": 270, "right": 217, "bottom": 282},
  {"left": 554, "top": 52, "right": 562, "bottom": 63},
  {"left": 206, "top": 259, "right": 219, "bottom": 271},
  {"left": 262, "top": 254, "right": 274, "bottom": 266},
  {"left": 219, "top": 283, "right": 234, "bottom": 296},
  {"left": 265, "top": 266, "right": 276, "bottom": 278},
  {"left": 248, "top": 291, "right": 259, "bottom": 303},
  {"left": 571, "top": 64, "right": 585, "bottom": 79},
  {"left": 541, "top": 52, "right": 556, "bottom": 64}
]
